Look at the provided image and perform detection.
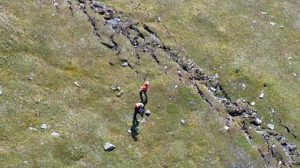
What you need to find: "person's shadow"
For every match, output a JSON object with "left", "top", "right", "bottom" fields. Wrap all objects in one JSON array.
[{"left": 130, "top": 119, "right": 139, "bottom": 141}]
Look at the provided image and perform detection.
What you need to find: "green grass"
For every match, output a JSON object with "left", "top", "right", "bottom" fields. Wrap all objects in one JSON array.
[{"left": 0, "top": 0, "right": 298, "bottom": 167}]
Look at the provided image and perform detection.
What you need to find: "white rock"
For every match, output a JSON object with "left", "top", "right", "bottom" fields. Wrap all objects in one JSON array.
[
  {"left": 280, "top": 25, "right": 285, "bottom": 29},
  {"left": 242, "top": 83, "right": 246, "bottom": 89},
  {"left": 224, "top": 126, "right": 230, "bottom": 130},
  {"left": 29, "top": 126, "right": 38, "bottom": 132},
  {"left": 210, "top": 87, "right": 217, "bottom": 92},
  {"left": 40, "top": 123, "right": 48, "bottom": 130},
  {"left": 24, "top": 161, "right": 28, "bottom": 165},
  {"left": 0, "top": 88, "right": 2, "bottom": 95},
  {"left": 51, "top": 132, "right": 60, "bottom": 137},
  {"left": 74, "top": 81, "right": 80, "bottom": 87},
  {"left": 267, "top": 124, "right": 275, "bottom": 130},
  {"left": 293, "top": 73, "right": 297, "bottom": 77},
  {"left": 122, "top": 62, "right": 129, "bottom": 67},
  {"left": 104, "top": 142, "right": 116, "bottom": 151},
  {"left": 250, "top": 102, "right": 256, "bottom": 106},
  {"left": 255, "top": 118, "right": 262, "bottom": 125},
  {"left": 260, "top": 11, "right": 268, "bottom": 15},
  {"left": 145, "top": 109, "right": 151, "bottom": 116},
  {"left": 175, "top": 85, "right": 178, "bottom": 89},
  {"left": 180, "top": 119, "right": 186, "bottom": 126},
  {"left": 269, "top": 22, "right": 276, "bottom": 26},
  {"left": 259, "top": 92, "right": 264, "bottom": 99}
]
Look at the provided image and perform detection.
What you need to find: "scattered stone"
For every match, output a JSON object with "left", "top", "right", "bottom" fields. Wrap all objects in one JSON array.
[
  {"left": 280, "top": 25, "right": 285, "bottom": 29},
  {"left": 116, "top": 91, "right": 123, "bottom": 97},
  {"left": 241, "top": 83, "right": 246, "bottom": 89},
  {"left": 104, "top": 143, "right": 116, "bottom": 151},
  {"left": 175, "top": 85, "right": 178, "bottom": 89},
  {"left": 250, "top": 102, "right": 256, "bottom": 106},
  {"left": 156, "top": 16, "right": 161, "bottom": 22},
  {"left": 40, "top": 123, "right": 48, "bottom": 130},
  {"left": 210, "top": 87, "right": 217, "bottom": 92},
  {"left": 74, "top": 81, "right": 80, "bottom": 87},
  {"left": 111, "top": 86, "right": 121, "bottom": 91},
  {"left": 0, "top": 88, "right": 2, "bottom": 95},
  {"left": 260, "top": 11, "right": 268, "bottom": 15},
  {"left": 254, "top": 118, "right": 262, "bottom": 125},
  {"left": 259, "top": 92, "right": 265, "bottom": 99},
  {"left": 29, "top": 126, "right": 38, "bottom": 132},
  {"left": 122, "top": 62, "right": 129, "bottom": 67},
  {"left": 269, "top": 22, "right": 276, "bottom": 26},
  {"left": 267, "top": 124, "right": 275, "bottom": 130},
  {"left": 180, "top": 119, "right": 186, "bottom": 126},
  {"left": 51, "top": 132, "right": 60, "bottom": 137},
  {"left": 145, "top": 109, "right": 151, "bottom": 116},
  {"left": 24, "top": 161, "right": 28, "bottom": 165},
  {"left": 224, "top": 126, "right": 230, "bottom": 130},
  {"left": 292, "top": 73, "right": 297, "bottom": 77}
]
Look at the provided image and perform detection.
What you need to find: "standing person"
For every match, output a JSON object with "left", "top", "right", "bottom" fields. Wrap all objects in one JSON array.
[
  {"left": 139, "top": 81, "right": 150, "bottom": 105},
  {"left": 130, "top": 102, "right": 145, "bottom": 138}
]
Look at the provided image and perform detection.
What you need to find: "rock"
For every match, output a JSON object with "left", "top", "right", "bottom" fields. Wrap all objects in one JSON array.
[
  {"left": 24, "top": 161, "right": 28, "bottom": 165},
  {"left": 269, "top": 22, "right": 276, "bottom": 26},
  {"left": 250, "top": 102, "right": 256, "bottom": 106},
  {"left": 260, "top": 11, "right": 268, "bottom": 15},
  {"left": 280, "top": 25, "right": 285, "bottom": 29},
  {"left": 78, "top": 0, "right": 86, "bottom": 3},
  {"left": 145, "top": 109, "right": 151, "bottom": 116},
  {"left": 111, "top": 86, "right": 121, "bottom": 91},
  {"left": 210, "top": 87, "right": 217, "bottom": 92},
  {"left": 286, "top": 143, "right": 297, "bottom": 152},
  {"left": 156, "top": 16, "right": 161, "bottom": 22},
  {"left": 0, "top": 88, "right": 2, "bottom": 95},
  {"left": 267, "top": 124, "right": 275, "bottom": 130},
  {"left": 259, "top": 92, "right": 265, "bottom": 99},
  {"left": 116, "top": 91, "right": 123, "bottom": 97},
  {"left": 29, "top": 126, "right": 38, "bottom": 132},
  {"left": 104, "top": 143, "right": 116, "bottom": 151},
  {"left": 51, "top": 132, "right": 60, "bottom": 137},
  {"left": 241, "top": 83, "right": 246, "bottom": 89},
  {"left": 224, "top": 126, "right": 229, "bottom": 130},
  {"left": 254, "top": 118, "right": 262, "bottom": 125},
  {"left": 180, "top": 119, "right": 186, "bottom": 126},
  {"left": 122, "top": 62, "right": 129, "bottom": 67},
  {"left": 74, "top": 81, "right": 80, "bottom": 87},
  {"left": 40, "top": 123, "right": 48, "bottom": 130}
]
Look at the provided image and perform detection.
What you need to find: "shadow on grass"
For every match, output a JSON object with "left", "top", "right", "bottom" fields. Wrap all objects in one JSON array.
[{"left": 130, "top": 119, "right": 140, "bottom": 141}]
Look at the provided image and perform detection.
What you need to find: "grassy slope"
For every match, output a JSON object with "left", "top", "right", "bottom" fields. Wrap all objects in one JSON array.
[
  {"left": 107, "top": 0, "right": 300, "bottom": 151},
  {"left": 1, "top": 0, "right": 299, "bottom": 167}
]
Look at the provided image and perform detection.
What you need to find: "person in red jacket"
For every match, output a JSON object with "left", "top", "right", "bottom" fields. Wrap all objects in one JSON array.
[{"left": 139, "top": 81, "right": 150, "bottom": 105}]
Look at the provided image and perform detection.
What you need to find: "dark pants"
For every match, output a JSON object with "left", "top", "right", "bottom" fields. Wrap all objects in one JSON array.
[
  {"left": 139, "top": 90, "right": 148, "bottom": 105},
  {"left": 131, "top": 107, "right": 145, "bottom": 136}
]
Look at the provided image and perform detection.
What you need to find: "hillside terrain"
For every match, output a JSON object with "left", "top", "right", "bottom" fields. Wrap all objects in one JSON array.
[{"left": 0, "top": 0, "right": 299, "bottom": 167}]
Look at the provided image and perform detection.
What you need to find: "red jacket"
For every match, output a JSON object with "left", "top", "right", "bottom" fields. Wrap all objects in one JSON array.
[{"left": 141, "top": 81, "right": 150, "bottom": 92}]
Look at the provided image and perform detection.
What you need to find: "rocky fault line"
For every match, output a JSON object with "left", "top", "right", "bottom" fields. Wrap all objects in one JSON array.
[{"left": 54, "top": 0, "right": 299, "bottom": 167}]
